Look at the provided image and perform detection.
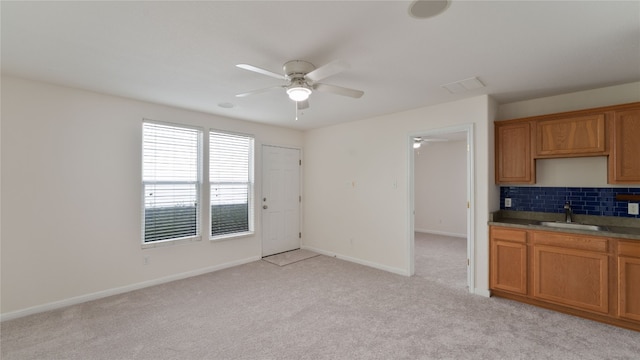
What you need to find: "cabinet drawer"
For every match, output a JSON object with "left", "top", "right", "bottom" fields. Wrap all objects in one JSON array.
[
  {"left": 490, "top": 227, "right": 527, "bottom": 243},
  {"left": 531, "top": 231, "right": 608, "bottom": 252},
  {"left": 619, "top": 241, "right": 640, "bottom": 258}
]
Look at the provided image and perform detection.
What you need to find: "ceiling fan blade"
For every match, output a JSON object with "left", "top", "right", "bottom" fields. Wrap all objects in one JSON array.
[
  {"left": 313, "top": 83, "right": 364, "bottom": 98},
  {"left": 423, "top": 138, "right": 449, "bottom": 142},
  {"left": 235, "top": 85, "right": 283, "bottom": 98},
  {"left": 298, "top": 99, "right": 309, "bottom": 110},
  {"left": 236, "top": 64, "right": 286, "bottom": 80},
  {"left": 305, "top": 60, "right": 349, "bottom": 82}
]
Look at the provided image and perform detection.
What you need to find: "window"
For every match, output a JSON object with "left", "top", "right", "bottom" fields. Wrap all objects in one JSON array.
[
  {"left": 210, "top": 131, "right": 254, "bottom": 238},
  {"left": 142, "top": 122, "right": 201, "bottom": 243}
]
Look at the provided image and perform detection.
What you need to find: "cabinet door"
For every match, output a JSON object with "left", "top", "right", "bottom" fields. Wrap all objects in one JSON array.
[
  {"left": 490, "top": 227, "right": 528, "bottom": 295},
  {"left": 532, "top": 245, "right": 608, "bottom": 314},
  {"left": 609, "top": 108, "right": 640, "bottom": 183},
  {"left": 535, "top": 114, "right": 606, "bottom": 157},
  {"left": 491, "top": 239, "right": 528, "bottom": 294},
  {"left": 495, "top": 121, "right": 534, "bottom": 184},
  {"left": 618, "top": 241, "right": 640, "bottom": 322},
  {"left": 618, "top": 256, "right": 640, "bottom": 321}
]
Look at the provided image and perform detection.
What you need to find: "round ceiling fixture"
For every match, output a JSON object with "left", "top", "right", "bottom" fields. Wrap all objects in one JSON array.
[
  {"left": 287, "top": 86, "right": 312, "bottom": 101},
  {"left": 409, "top": 0, "right": 450, "bottom": 19}
]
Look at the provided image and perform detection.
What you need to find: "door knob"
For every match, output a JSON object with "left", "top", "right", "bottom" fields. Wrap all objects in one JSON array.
[{"left": 263, "top": 205, "right": 268, "bottom": 209}]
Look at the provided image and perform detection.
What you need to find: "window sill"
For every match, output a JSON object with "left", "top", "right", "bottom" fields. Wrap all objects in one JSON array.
[
  {"left": 142, "top": 236, "right": 202, "bottom": 249},
  {"left": 210, "top": 231, "right": 255, "bottom": 242}
]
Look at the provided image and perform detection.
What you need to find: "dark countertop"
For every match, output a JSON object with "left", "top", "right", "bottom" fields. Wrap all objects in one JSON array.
[{"left": 489, "top": 210, "right": 640, "bottom": 241}]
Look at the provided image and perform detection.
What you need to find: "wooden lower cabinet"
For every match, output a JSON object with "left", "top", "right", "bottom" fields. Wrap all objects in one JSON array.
[
  {"left": 618, "top": 241, "right": 640, "bottom": 322},
  {"left": 490, "top": 227, "right": 527, "bottom": 294},
  {"left": 532, "top": 244, "right": 608, "bottom": 314},
  {"left": 489, "top": 225, "right": 639, "bottom": 331}
]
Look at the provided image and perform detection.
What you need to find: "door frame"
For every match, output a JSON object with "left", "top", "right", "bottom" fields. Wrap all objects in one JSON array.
[
  {"left": 407, "top": 124, "right": 475, "bottom": 293},
  {"left": 260, "top": 144, "right": 303, "bottom": 257}
]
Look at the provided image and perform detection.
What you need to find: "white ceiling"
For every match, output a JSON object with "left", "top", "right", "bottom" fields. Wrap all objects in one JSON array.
[{"left": 2, "top": 1, "right": 639, "bottom": 130}]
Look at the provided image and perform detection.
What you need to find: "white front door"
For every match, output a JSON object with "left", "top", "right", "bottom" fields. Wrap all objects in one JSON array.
[{"left": 262, "top": 145, "right": 301, "bottom": 257}]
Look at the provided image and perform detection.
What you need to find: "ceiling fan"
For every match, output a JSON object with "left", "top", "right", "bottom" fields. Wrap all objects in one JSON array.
[
  {"left": 235, "top": 60, "right": 364, "bottom": 112},
  {"left": 413, "top": 137, "right": 449, "bottom": 148}
]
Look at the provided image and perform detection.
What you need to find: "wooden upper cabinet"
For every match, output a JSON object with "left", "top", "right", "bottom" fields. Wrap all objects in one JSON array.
[
  {"left": 496, "top": 102, "right": 640, "bottom": 185},
  {"left": 609, "top": 106, "right": 640, "bottom": 184},
  {"left": 495, "top": 121, "right": 534, "bottom": 184},
  {"left": 535, "top": 113, "right": 606, "bottom": 158}
]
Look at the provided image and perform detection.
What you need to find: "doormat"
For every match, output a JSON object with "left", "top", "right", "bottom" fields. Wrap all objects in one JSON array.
[{"left": 262, "top": 249, "right": 320, "bottom": 266}]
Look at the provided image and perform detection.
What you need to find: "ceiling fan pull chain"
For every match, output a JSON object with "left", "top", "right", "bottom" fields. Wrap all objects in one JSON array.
[{"left": 295, "top": 101, "right": 299, "bottom": 121}]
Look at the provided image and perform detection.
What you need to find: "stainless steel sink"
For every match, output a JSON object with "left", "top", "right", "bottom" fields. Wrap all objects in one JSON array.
[{"left": 538, "top": 221, "right": 608, "bottom": 232}]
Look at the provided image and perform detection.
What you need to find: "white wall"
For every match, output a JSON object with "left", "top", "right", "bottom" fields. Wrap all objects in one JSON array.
[
  {"left": 0, "top": 76, "right": 303, "bottom": 317},
  {"left": 303, "top": 95, "right": 498, "bottom": 295},
  {"left": 414, "top": 140, "right": 467, "bottom": 237},
  {"left": 496, "top": 82, "right": 640, "bottom": 187}
]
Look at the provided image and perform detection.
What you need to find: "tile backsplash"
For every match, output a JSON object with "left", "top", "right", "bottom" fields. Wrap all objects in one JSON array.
[{"left": 500, "top": 187, "right": 640, "bottom": 218}]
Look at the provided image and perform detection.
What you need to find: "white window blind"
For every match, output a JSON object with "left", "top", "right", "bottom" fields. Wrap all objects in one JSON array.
[
  {"left": 210, "top": 131, "right": 254, "bottom": 237},
  {"left": 143, "top": 122, "right": 201, "bottom": 243}
]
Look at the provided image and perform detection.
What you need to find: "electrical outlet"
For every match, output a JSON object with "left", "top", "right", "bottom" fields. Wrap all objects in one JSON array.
[
  {"left": 505, "top": 198, "right": 512, "bottom": 208},
  {"left": 629, "top": 203, "right": 639, "bottom": 216}
]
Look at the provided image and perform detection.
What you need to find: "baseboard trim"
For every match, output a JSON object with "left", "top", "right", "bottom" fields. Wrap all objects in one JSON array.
[
  {"left": 415, "top": 229, "right": 466, "bottom": 238},
  {"left": 302, "top": 246, "right": 410, "bottom": 276},
  {"left": 473, "top": 288, "right": 491, "bottom": 298},
  {"left": 0, "top": 256, "right": 261, "bottom": 322}
]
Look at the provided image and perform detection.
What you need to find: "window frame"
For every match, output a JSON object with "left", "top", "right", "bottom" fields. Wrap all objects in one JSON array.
[
  {"left": 141, "top": 120, "right": 203, "bottom": 248},
  {"left": 208, "top": 129, "right": 255, "bottom": 241}
]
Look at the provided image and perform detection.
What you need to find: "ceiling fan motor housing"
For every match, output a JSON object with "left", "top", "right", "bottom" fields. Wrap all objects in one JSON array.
[{"left": 283, "top": 60, "right": 316, "bottom": 80}]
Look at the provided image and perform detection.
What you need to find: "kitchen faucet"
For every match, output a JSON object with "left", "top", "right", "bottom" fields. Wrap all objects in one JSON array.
[{"left": 564, "top": 202, "right": 574, "bottom": 223}]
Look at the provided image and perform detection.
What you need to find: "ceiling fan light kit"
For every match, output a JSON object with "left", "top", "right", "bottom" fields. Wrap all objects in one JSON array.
[{"left": 287, "top": 87, "right": 311, "bottom": 101}]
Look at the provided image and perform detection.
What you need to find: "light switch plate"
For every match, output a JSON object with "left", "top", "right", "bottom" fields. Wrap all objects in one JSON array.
[
  {"left": 629, "top": 203, "right": 639, "bottom": 215},
  {"left": 505, "top": 198, "right": 512, "bottom": 208}
]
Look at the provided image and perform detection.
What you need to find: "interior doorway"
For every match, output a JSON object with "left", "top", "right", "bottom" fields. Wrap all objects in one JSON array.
[{"left": 408, "top": 124, "right": 475, "bottom": 293}]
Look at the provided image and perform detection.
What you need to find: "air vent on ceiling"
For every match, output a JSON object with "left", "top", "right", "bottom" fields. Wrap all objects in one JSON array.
[{"left": 441, "top": 77, "right": 485, "bottom": 94}]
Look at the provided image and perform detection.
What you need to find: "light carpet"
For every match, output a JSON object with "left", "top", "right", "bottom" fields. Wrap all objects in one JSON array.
[
  {"left": 1, "top": 234, "right": 639, "bottom": 359},
  {"left": 262, "top": 248, "right": 319, "bottom": 266}
]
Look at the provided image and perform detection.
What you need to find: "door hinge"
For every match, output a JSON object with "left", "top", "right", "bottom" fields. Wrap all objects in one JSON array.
[
  {"left": 467, "top": 201, "right": 470, "bottom": 209},
  {"left": 467, "top": 143, "right": 470, "bottom": 152},
  {"left": 299, "top": 195, "right": 302, "bottom": 202},
  {"left": 299, "top": 232, "right": 302, "bottom": 239},
  {"left": 299, "top": 159, "right": 302, "bottom": 166},
  {"left": 467, "top": 258, "right": 470, "bottom": 266}
]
